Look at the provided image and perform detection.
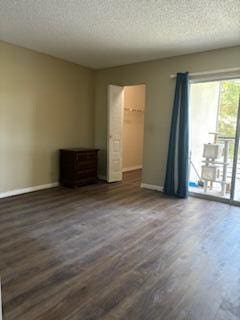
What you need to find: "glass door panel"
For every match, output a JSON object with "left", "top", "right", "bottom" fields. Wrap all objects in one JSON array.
[
  {"left": 233, "top": 96, "right": 240, "bottom": 202},
  {"left": 233, "top": 145, "right": 240, "bottom": 201},
  {"left": 189, "top": 79, "right": 240, "bottom": 201}
]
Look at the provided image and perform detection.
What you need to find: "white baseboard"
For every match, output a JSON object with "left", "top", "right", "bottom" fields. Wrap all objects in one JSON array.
[
  {"left": 0, "top": 182, "right": 59, "bottom": 199},
  {"left": 122, "top": 165, "right": 142, "bottom": 172},
  {"left": 141, "top": 183, "right": 164, "bottom": 192}
]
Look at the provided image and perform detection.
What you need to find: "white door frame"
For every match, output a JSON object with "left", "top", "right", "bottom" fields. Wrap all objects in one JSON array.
[
  {"left": 107, "top": 85, "right": 124, "bottom": 182},
  {"left": 106, "top": 83, "right": 146, "bottom": 184}
]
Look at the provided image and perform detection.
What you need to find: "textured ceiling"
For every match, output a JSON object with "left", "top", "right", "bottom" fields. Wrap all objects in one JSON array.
[{"left": 0, "top": 0, "right": 240, "bottom": 69}]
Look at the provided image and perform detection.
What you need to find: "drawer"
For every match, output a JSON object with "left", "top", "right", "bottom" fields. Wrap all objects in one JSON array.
[
  {"left": 76, "top": 168, "right": 97, "bottom": 179},
  {"left": 76, "top": 159, "right": 97, "bottom": 170},
  {"left": 75, "top": 176, "right": 97, "bottom": 186},
  {"left": 76, "top": 151, "right": 97, "bottom": 161}
]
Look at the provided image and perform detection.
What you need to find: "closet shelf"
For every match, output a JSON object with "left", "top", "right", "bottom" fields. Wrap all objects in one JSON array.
[{"left": 124, "top": 107, "right": 144, "bottom": 113}]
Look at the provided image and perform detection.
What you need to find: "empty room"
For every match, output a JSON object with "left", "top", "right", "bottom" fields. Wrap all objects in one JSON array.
[{"left": 0, "top": 1, "right": 240, "bottom": 319}]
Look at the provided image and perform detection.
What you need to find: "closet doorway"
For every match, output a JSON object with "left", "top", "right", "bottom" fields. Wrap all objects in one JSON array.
[{"left": 107, "top": 84, "right": 145, "bottom": 184}]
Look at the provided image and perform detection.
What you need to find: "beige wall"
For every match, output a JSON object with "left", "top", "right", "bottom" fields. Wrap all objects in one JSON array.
[
  {"left": 94, "top": 46, "right": 240, "bottom": 186},
  {"left": 1, "top": 41, "right": 239, "bottom": 193},
  {"left": 123, "top": 85, "right": 145, "bottom": 170},
  {"left": 0, "top": 41, "right": 95, "bottom": 193}
]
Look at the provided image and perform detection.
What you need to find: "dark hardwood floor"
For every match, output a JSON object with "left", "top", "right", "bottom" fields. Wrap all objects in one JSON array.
[{"left": 1, "top": 170, "right": 240, "bottom": 320}]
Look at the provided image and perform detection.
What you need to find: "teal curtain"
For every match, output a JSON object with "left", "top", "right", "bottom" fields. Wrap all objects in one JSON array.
[{"left": 164, "top": 72, "right": 189, "bottom": 198}]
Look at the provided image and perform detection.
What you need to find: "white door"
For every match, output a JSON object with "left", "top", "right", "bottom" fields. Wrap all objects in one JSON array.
[{"left": 107, "top": 85, "right": 124, "bottom": 182}]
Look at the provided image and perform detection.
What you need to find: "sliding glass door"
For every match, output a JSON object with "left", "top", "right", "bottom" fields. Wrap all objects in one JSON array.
[
  {"left": 189, "top": 78, "right": 240, "bottom": 204},
  {"left": 232, "top": 97, "right": 240, "bottom": 202}
]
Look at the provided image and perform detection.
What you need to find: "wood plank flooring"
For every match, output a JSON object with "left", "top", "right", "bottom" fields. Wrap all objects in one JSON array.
[{"left": 1, "top": 170, "right": 240, "bottom": 320}]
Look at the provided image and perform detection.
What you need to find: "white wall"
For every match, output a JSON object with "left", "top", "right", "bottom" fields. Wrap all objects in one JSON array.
[{"left": 123, "top": 85, "right": 145, "bottom": 171}]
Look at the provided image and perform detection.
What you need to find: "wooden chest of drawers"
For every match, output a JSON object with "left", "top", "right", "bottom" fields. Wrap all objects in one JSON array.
[{"left": 59, "top": 148, "right": 99, "bottom": 187}]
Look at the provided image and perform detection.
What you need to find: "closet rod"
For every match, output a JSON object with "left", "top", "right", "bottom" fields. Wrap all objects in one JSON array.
[{"left": 124, "top": 107, "right": 144, "bottom": 113}]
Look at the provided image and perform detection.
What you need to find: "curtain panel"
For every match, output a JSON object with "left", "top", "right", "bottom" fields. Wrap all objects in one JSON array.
[{"left": 164, "top": 72, "right": 189, "bottom": 198}]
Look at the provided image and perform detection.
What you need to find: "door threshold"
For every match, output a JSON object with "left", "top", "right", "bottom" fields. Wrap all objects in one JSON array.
[{"left": 189, "top": 191, "right": 240, "bottom": 207}]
